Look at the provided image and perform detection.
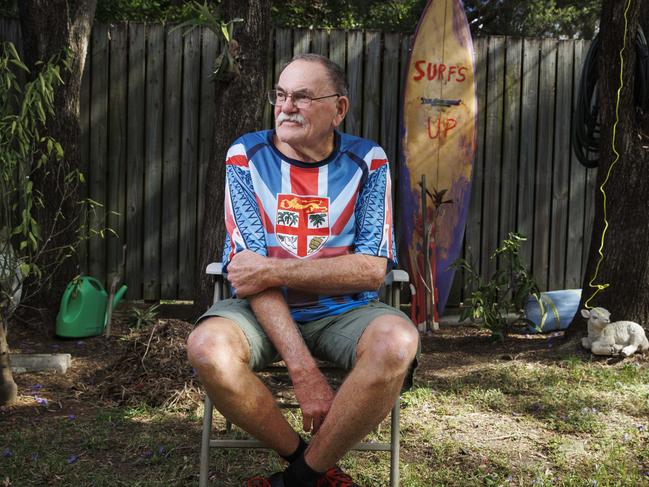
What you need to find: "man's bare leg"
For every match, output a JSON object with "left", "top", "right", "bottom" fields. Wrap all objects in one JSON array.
[
  {"left": 187, "top": 317, "right": 300, "bottom": 457},
  {"left": 303, "top": 315, "right": 419, "bottom": 471}
]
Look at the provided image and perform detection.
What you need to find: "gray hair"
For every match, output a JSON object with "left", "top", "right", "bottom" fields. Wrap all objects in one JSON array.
[{"left": 282, "top": 53, "right": 349, "bottom": 97}]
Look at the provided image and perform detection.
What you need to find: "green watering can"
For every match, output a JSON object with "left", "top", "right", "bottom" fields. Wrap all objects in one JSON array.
[{"left": 56, "top": 276, "right": 128, "bottom": 338}]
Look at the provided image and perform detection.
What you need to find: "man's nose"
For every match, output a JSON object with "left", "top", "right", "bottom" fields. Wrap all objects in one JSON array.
[{"left": 280, "top": 95, "right": 298, "bottom": 112}]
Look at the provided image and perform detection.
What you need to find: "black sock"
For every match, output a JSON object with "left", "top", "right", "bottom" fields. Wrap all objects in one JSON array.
[
  {"left": 283, "top": 453, "right": 322, "bottom": 487},
  {"left": 280, "top": 436, "right": 308, "bottom": 464}
]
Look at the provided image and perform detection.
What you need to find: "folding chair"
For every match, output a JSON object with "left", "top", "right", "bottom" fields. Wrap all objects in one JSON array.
[{"left": 199, "top": 263, "right": 409, "bottom": 487}]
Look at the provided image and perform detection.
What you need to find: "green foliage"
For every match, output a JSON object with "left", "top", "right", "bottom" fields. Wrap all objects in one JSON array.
[
  {"left": 95, "top": 0, "right": 213, "bottom": 23},
  {"left": 272, "top": 0, "right": 601, "bottom": 36},
  {"left": 172, "top": 1, "right": 243, "bottom": 81},
  {"left": 271, "top": 0, "right": 427, "bottom": 32},
  {"left": 451, "top": 232, "right": 549, "bottom": 340},
  {"left": 0, "top": 0, "right": 602, "bottom": 37},
  {"left": 129, "top": 303, "right": 160, "bottom": 329},
  {"left": 0, "top": 42, "right": 67, "bottom": 317},
  {"left": 465, "top": 0, "right": 602, "bottom": 38}
]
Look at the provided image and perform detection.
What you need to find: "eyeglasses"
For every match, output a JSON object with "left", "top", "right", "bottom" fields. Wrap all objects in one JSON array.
[{"left": 267, "top": 90, "right": 340, "bottom": 109}]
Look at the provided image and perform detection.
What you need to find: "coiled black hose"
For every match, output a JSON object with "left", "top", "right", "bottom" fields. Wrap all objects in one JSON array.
[{"left": 572, "top": 27, "right": 648, "bottom": 169}]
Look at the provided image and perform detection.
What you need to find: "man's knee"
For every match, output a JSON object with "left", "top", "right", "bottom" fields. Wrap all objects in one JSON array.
[
  {"left": 186, "top": 317, "right": 250, "bottom": 376},
  {"left": 358, "top": 316, "right": 419, "bottom": 374}
]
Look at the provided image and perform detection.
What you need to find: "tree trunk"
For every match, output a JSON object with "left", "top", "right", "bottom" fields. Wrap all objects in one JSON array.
[
  {"left": 194, "top": 0, "right": 271, "bottom": 314},
  {"left": 18, "top": 0, "right": 96, "bottom": 328},
  {"left": 0, "top": 316, "right": 18, "bottom": 406},
  {"left": 568, "top": 0, "right": 649, "bottom": 337}
]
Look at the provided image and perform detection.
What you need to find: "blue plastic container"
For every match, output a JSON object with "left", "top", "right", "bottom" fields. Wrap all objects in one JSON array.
[{"left": 523, "top": 289, "right": 581, "bottom": 333}]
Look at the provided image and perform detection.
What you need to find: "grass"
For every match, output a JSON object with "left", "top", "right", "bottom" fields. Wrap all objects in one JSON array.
[{"left": 2, "top": 330, "right": 649, "bottom": 486}]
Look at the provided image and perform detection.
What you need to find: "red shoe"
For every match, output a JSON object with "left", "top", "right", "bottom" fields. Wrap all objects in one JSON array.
[
  {"left": 243, "top": 472, "right": 285, "bottom": 487},
  {"left": 316, "top": 466, "right": 361, "bottom": 487}
]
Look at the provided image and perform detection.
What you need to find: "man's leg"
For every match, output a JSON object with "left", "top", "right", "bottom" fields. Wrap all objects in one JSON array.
[
  {"left": 303, "top": 314, "right": 419, "bottom": 471},
  {"left": 187, "top": 317, "right": 300, "bottom": 457}
]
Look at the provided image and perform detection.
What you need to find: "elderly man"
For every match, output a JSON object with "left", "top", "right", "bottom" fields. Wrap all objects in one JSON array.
[{"left": 187, "top": 54, "right": 420, "bottom": 487}]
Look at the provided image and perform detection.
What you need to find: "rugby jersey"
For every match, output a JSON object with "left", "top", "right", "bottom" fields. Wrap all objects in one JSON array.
[{"left": 223, "top": 129, "right": 396, "bottom": 322}]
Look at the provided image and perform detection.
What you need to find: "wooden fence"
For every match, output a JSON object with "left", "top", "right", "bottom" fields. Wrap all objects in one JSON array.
[{"left": 0, "top": 20, "right": 596, "bottom": 306}]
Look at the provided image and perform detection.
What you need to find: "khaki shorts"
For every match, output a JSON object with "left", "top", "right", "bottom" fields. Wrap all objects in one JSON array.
[{"left": 196, "top": 299, "right": 420, "bottom": 389}]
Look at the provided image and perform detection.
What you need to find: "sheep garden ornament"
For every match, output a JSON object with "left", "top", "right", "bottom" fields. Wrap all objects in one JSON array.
[{"left": 581, "top": 307, "right": 649, "bottom": 357}]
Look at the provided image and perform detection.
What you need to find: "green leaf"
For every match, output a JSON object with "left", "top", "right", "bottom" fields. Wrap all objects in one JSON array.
[{"left": 19, "top": 262, "right": 30, "bottom": 278}]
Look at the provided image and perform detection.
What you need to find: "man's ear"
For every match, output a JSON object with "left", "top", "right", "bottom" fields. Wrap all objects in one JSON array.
[{"left": 333, "top": 95, "right": 349, "bottom": 128}]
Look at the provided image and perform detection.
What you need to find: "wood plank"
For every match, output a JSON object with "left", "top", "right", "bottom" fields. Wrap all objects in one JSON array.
[
  {"left": 583, "top": 150, "right": 597, "bottom": 275},
  {"left": 533, "top": 38, "right": 558, "bottom": 290},
  {"left": 89, "top": 23, "right": 109, "bottom": 284},
  {"left": 329, "top": 30, "right": 347, "bottom": 132},
  {"left": 517, "top": 38, "right": 540, "bottom": 270},
  {"left": 143, "top": 24, "right": 164, "bottom": 300},
  {"left": 178, "top": 28, "right": 201, "bottom": 299},
  {"left": 312, "top": 29, "right": 328, "bottom": 56},
  {"left": 566, "top": 39, "right": 589, "bottom": 289},
  {"left": 345, "top": 30, "right": 364, "bottom": 136},
  {"left": 362, "top": 31, "right": 381, "bottom": 141},
  {"left": 549, "top": 40, "right": 573, "bottom": 290},
  {"left": 106, "top": 23, "right": 128, "bottom": 286},
  {"left": 580, "top": 39, "right": 597, "bottom": 281},
  {"left": 160, "top": 25, "right": 183, "bottom": 299},
  {"left": 197, "top": 28, "right": 219, "bottom": 257},
  {"left": 126, "top": 23, "right": 146, "bottom": 299},
  {"left": 480, "top": 36, "right": 505, "bottom": 279},
  {"left": 1, "top": 19, "right": 20, "bottom": 50},
  {"left": 380, "top": 33, "right": 400, "bottom": 168},
  {"left": 292, "top": 28, "right": 311, "bottom": 55},
  {"left": 78, "top": 27, "right": 91, "bottom": 275},
  {"left": 500, "top": 37, "right": 522, "bottom": 245},
  {"left": 274, "top": 28, "right": 292, "bottom": 83},
  {"left": 464, "top": 37, "right": 488, "bottom": 291},
  {"left": 0, "top": 19, "right": 8, "bottom": 42},
  {"left": 393, "top": 33, "right": 410, "bottom": 256},
  {"left": 263, "top": 29, "right": 274, "bottom": 130}
]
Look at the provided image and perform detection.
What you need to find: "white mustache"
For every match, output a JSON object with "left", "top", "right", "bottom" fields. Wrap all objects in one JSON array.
[{"left": 276, "top": 112, "right": 306, "bottom": 126}]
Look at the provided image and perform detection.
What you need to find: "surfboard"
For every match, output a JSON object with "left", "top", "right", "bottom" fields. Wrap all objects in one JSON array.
[{"left": 398, "top": 0, "right": 477, "bottom": 326}]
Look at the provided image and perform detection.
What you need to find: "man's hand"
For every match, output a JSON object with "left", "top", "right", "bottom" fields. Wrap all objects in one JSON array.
[
  {"left": 291, "top": 368, "right": 335, "bottom": 434},
  {"left": 227, "top": 250, "right": 278, "bottom": 297}
]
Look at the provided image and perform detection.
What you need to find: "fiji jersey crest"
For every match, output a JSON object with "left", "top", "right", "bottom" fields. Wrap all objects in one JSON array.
[{"left": 276, "top": 194, "right": 330, "bottom": 258}]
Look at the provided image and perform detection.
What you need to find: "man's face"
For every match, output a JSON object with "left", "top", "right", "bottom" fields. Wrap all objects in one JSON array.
[{"left": 274, "top": 60, "right": 346, "bottom": 150}]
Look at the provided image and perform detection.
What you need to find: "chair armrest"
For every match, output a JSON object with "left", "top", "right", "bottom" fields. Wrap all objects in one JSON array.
[
  {"left": 384, "top": 269, "right": 409, "bottom": 286},
  {"left": 206, "top": 263, "right": 223, "bottom": 276}
]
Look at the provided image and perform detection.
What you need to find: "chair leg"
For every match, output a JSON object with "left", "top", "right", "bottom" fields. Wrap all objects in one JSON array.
[
  {"left": 200, "top": 395, "right": 214, "bottom": 487},
  {"left": 390, "top": 398, "right": 400, "bottom": 487}
]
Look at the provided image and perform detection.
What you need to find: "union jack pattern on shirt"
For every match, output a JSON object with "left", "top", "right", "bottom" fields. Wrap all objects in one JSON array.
[{"left": 223, "top": 129, "right": 396, "bottom": 322}]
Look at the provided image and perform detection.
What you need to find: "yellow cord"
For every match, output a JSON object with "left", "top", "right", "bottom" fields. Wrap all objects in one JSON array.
[{"left": 584, "top": 0, "right": 632, "bottom": 309}]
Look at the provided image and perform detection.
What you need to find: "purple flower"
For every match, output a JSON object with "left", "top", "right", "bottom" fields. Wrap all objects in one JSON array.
[
  {"left": 67, "top": 454, "right": 79, "bottom": 464},
  {"left": 141, "top": 450, "right": 153, "bottom": 459},
  {"left": 2, "top": 448, "right": 13, "bottom": 458},
  {"left": 30, "top": 384, "right": 43, "bottom": 391},
  {"left": 67, "top": 415, "right": 76, "bottom": 420},
  {"left": 34, "top": 397, "right": 48, "bottom": 406},
  {"left": 638, "top": 425, "right": 646, "bottom": 432},
  {"left": 158, "top": 445, "right": 166, "bottom": 454}
]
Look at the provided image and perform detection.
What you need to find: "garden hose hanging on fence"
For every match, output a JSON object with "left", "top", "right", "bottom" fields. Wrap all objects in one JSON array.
[{"left": 572, "top": 25, "right": 649, "bottom": 169}]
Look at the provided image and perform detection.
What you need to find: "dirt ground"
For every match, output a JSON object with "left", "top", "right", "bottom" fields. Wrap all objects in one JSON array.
[
  {"left": 2, "top": 312, "right": 588, "bottom": 420},
  {"left": 3, "top": 311, "right": 648, "bottom": 486}
]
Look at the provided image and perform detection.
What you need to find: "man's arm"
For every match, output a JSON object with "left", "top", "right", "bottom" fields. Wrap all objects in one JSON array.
[
  {"left": 227, "top": 251, "right": 387, "bottom": 298},
  {"left": 248, "top": 288, "right": 334, "bottom": 433}
]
